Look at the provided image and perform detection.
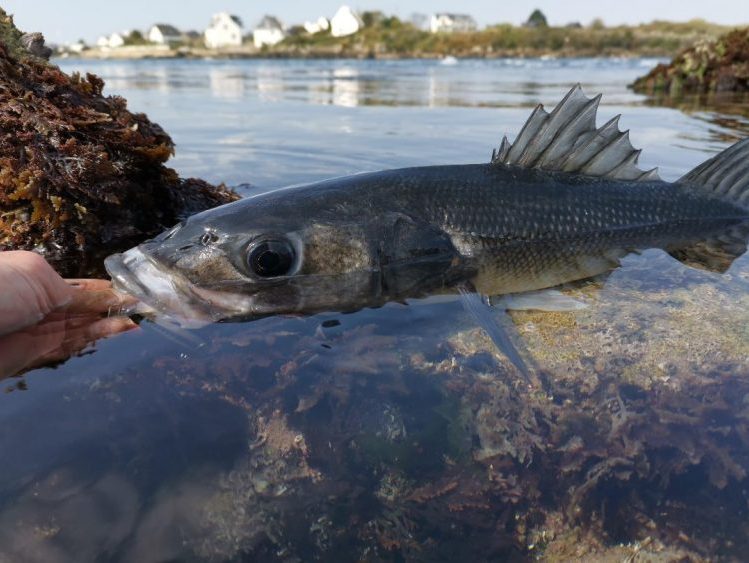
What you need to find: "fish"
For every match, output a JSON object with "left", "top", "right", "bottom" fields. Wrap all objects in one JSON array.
[{"left": 105, "top": 85, "right": 749, "bottom": 336}]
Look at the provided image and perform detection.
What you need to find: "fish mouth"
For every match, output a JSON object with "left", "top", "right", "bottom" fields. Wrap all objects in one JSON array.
[
  {"left": 105, "top": 249, "right": 154, "bottom": 303},
  {"left": 105, "top": 247, "right": 216, "bottom": 327}
]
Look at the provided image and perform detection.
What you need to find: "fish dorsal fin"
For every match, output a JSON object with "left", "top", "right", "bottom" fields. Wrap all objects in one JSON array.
[
  {"left": 679, "top": 137, "right": 749, "bottom": 210},
  {"left": 491, "top": 84, "right": 660, "bottom": 182}
]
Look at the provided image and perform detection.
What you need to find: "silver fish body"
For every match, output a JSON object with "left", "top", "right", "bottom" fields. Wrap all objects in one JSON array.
[{"left": 105, "top": 86, "right": 749, "bottom": 325}]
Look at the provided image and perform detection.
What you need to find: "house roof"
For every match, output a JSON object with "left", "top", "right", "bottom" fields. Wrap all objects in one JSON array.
[
  {"left": 209, "top": 13, "right": 243, "bottom": 28},
  {"left": 151, "top": 24, "right": 181, "bottom": 36},
  {"left": 256, "top": 15, "right": 284, "bottom": 31},
  {"left": 433, "top": 13, "right": 476, "bottom": 22},
  {"left": 332, "top": 5, "right": 364, "bottom": 25}
]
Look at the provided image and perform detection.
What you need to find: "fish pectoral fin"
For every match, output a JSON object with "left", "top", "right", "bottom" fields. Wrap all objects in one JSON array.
[
  {"left": 457, "top": 282, "right": 532, "bottom": 382},
  {"left": 494, "top": 289, "right": 589, "bottom": 312}
]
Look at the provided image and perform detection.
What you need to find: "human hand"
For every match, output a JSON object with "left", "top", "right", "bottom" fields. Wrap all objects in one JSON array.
[{"left": 0, "top": 252, "right": 138, "bottom": 380}]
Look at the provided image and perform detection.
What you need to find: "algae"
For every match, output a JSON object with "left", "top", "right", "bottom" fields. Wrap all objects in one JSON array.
[
  {"left": 0, "top": 8, "right": 238, "bottom": 276},
  {"left": 632, "top": 27, "right": 749, "bottom": 96}
]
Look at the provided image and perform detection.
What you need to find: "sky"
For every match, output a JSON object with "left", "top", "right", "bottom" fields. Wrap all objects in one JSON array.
[{"left": 3, "top": 0, "right": 748, "bottom": 45}]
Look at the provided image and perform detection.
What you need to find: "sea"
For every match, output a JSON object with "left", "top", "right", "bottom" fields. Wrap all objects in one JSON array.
[{"left": 1, "top": 57, "right": 749, "bottom": 561}]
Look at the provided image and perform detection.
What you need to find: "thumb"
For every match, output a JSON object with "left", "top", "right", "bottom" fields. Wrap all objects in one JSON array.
[{"left": 0, "top": 251, "right": 73, "bottom": 334}]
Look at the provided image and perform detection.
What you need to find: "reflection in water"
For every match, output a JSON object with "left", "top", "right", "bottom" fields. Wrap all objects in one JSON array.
[
  {"left": 0, "top": 312, "right": 130, "bottom": 382},
  {"left": 331, "top": 67, "right": 360, "bottom": 108},
  {"left": 63, "top": 57, "right": 744, "bottom": 189},
  {"left": 255, "top": 67, "right": 284, "bottom": 103},
  {"left": 209, "top": 68, "right": 245, "bottom": 99},
  {"left": 7, "top": 57, "right": 747, "bottom": 560}
]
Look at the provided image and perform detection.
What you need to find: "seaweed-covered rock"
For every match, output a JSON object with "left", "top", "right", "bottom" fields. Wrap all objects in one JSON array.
[
  {"left": 631, "top": 27, "right": 749, "bottom": 95},
  {"left": 0, "top": 9, "right": 238, "bottom": 276}
]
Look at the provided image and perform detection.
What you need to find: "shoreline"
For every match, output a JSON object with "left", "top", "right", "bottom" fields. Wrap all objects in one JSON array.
[{"left": 59, "top": 46, "right": 672, "bottom": 62}]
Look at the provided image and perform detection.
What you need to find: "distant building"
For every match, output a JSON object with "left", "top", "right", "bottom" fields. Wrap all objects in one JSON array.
[
  {"left": 108, "top": 32, "right": 125, "bottom": 48},
  {"left": 67, "top": 40, "right": 87, "bottom": 53},
  {"left": 96, "top": 32, "right": 125, "bottom": 49},
  {"left": 304, "top": 16, "right": 330, "bottom": 35},
  {"left": 429, "top": 13, "right": 478, "bottom": 33},
  {"left": 331, "top": 5, "right": 363, "bottom": 37},
  {"left": 204, "top": 12, "right": 244, "bottom": 48},
  {"left": 148, "top": 24, "right": 182, "bottom": 45},
  {"left": 253, "top": 15, "right": 285, "bottom": 48}
]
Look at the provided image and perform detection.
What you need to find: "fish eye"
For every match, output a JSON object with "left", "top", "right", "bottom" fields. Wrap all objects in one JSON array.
[
  {"left": 247, "top": 239, "right": 295, "bottom": 278},
  {"left": 200, "top": 231, "right": 219, "bottom": 246}
]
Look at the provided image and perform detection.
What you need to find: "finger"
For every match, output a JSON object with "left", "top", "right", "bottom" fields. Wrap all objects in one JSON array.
[
  {"left": 65, "top": 279, "right": 112, "bottom": 291},
  {"left": 0, "top": 251, "right": 73, "bottom": 334},
  {"left": 0, "top": 322, "right": 67, "bottom": 380},
  {"left": 83, "top": 316, "right": 138, "bottom": 341},
  {"left": 57, "top": 318, "right": 138, "bottom": 362},
  {"left": 65, "top": 288, "right": 139, "bottom": 315}
]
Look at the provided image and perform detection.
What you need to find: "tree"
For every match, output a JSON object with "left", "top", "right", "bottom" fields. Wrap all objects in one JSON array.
[
  {"left": 361, "top": 11, "right": 385, "bottom": 27},
  {"left": 123, "top": 30, "right": 147, "bottom": 46},
  {"left": 525, "top": 9, "right": 548, "bottom": 28}
]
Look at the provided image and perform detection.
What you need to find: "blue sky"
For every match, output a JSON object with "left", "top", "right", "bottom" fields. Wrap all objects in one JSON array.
[{"left": 3, "top": 0, "right": 748, "bottom": 44}]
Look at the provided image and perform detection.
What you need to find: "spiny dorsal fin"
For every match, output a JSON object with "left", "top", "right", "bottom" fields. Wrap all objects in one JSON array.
[
  {"left": 491, "top": 84, "right": 660, "bottom": 182},
  {"left": 679, "top": 137, "right": 749, "bottom": 210}
]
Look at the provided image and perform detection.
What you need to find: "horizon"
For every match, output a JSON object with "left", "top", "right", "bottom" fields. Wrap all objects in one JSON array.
[{"left": 2, "top": 0, "right": 748, "bottom": 45}]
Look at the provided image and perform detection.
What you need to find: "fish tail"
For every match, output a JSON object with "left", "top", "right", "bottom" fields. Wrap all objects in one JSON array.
[{"left": 680, "top": 137, "right": 749, "bottom": 211}]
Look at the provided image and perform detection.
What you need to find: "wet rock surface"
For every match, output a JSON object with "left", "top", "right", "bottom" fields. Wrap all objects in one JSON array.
[
  {"left": 632, "top": 27, "right": 749, "bottom": 96},
  {"left": 0, "top": 9, "right": 238, "bottom": 276}
]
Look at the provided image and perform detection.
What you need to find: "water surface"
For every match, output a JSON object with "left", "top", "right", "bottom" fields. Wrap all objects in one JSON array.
[{"left": 3, "top": 57, "right": 749, "bottom": 561}]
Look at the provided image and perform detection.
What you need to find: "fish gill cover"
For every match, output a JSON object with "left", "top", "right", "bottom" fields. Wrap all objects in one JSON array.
[{"left": 0, "top": 8, "right": 238, "bottom": 276}]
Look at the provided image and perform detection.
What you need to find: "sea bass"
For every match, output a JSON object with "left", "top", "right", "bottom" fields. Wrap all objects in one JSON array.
[{"left": 105, "top": 85, "right": 749, "bottom": 327}]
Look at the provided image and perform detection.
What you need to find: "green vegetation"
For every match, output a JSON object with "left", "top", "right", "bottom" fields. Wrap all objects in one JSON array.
[
  {"left": 525, "top": 9, "right": 548, "bottom": 28},
  {"left": 123, "top": 29, "right": 149, "bottom": 46},
  {"left": 632, "top": 27, "right": 749, "bottom": 94},
  {"left": 276, "top": 16, "right": 733, "bottom": 58}
]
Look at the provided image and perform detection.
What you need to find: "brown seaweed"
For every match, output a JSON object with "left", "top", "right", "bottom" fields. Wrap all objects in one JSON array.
[
  {"left": 0, "top": 9, "right": 238, "bottom": 276},
  {"left": 632, "top": 27, "right": 749, "bottom": 96}
]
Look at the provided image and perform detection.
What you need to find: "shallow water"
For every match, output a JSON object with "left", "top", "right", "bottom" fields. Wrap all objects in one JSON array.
[{"left": 3, "top": 57, "right": 749, "bottom": 561}]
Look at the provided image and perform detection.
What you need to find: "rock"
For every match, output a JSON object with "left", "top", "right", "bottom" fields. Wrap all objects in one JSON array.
[
  {"left": 20, "top": 32, "right": 51, "bottom": 60},
  {"left": 0, "top": 8, "right": 239, "bottom": 276},
  {"left": 631, "top": 27, "right": 749, "bottom": 96}
]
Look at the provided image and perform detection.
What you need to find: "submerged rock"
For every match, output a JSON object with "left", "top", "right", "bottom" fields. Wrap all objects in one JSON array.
[
  {"left": 631, "top": 27, "right": 749, "bottom": 96},
  {"left": 0, "top": 9, "right": 238, "bottom": 276}
]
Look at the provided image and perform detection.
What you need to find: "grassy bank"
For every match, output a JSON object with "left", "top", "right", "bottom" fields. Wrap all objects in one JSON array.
[
  {"left": 69, "top": 19, "right": 735, "bottom": 60},
  {"left": 278, "top": 18, "right": 731, "bottom": 58}
]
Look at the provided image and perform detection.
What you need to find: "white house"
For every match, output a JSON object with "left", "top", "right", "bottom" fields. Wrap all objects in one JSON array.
[
  {"left": 204, "top": 12, "right": 244, "bottom": 48},
  {"left": 253, "top": 16, "right": 285, "bottom": 48},
  {"left": 430, "top": 13, "right": 478, "bottom": 33},
  {"left": 304, "top": 16, "right": 330, "bottom": 35},
  {"left": 330, "top": 5, "right": 363, "bottom": 37},
  {"left": 96, "top": 33, "right": 125, "bottom": 49},
  {"left": 107, "top": 32, "right": 125, "bottom": 48},
  {"left": 148, "top": 24, "right": 182, "bottom": 45},
  {"left": 67, "top": 40, "right": 87, "bottom": 53}
]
